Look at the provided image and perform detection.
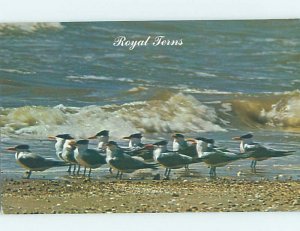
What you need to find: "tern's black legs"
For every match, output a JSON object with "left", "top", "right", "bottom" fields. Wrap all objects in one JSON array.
[
  {"left": 167, "top": 169, "right": 171, "bottom": 178},
  {"left": 24, "top": 170, "right": 32, "bottom": 179},
  {"left": 209, "top": 167, "right": 213, "bottom": 177},
  {"left": 163, "top": 168, "right": 171, "bottom": 179},
  {"left": 83, "top": 167, "right": 87, "bottom": 176},
  {"left": 185, "top": 164, "right": 190, "bottom": 171},
  {"left": 88, "top": 168, "right": 92, "bottom": 178},
  {"left": 115, "top": 171, "right": 123, "bottom": 180},
  {"left": 250, "top": 160, "right": 257, "bottom": 173},
  {"left": 67, "top": 165, "right": 72, "bottom": 174},
  {"left": 209, "top": 167, "right": 217, "bottom": 178},
  {"left": 164, "top": 168, "right": 168, "bottom": 176},
  {"left": 72, "top": 164, "right": 77, "bottom": 175},
  {"left": 77, "top": 165, "right": 81, "bottom": 175}
]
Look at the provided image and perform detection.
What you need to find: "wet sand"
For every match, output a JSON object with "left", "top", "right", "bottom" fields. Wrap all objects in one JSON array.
[{"left": 1, "top": 177, "right": 300, "bottom": 214}]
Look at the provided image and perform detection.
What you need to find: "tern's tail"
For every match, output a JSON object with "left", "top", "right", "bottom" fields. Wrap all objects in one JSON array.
[
  {"left": 274, "top": 150, "right": 295, "bottom": 157},
  {"left": 191, "top": 157, "right": 205, "bottom": 163},
  {"left": 49, "top": 160, "right": 69, "bottom": 167},
  {"left": 237, "top": 153, "right": 252, "bottom": 159},
  {"left": 144, "top": 163, "right": 159, "bottom": 169}
]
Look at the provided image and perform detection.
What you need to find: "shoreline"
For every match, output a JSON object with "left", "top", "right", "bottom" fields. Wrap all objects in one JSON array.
[{"left": 1, "top": 178, "right": 300, "bottom": 214}]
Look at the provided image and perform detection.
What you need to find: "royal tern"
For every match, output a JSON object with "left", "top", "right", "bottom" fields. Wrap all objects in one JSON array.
[
  {"left": 61, "top": 139, "right": 79, "bottom": 175},
  {"left": 5, "top": 144, "right": 67, "bottom": 179},
  {"left": 190, "top": 137, "right": 249, "bottom": 177},
  {"left": 106, "top": 141, "right": 158, "bottom": 179},
  {"left": 123, "top": 133, "right": 154, "bottom": 162},
  {"left": 172, "top": 133, "right": 198, "bottom": 157},
  {"left": 152, "top": 140, "right": 203, "bottom": 179},
  {"left": 232, "top": 133, "right": 295, "bottom": 172},
  {"left": 48, "top": 134, "right": 74, "bottom": 173},
  {"left": 88, "top": 130, "right": 113, "bottom": 174},
  {"left": 172, "top": 133, "right": 198, "bottom": 171},
  {"left": 73, "top": 139, "right": 106, "bottom": 178},
  {"left": 123, "top": 133, "right": 144, "bottom": 148},
  {"left": 88, "top": 130, "right": 109, "bottom": 151}
]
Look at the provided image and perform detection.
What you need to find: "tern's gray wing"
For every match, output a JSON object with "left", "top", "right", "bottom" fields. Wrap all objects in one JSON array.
[
  {"left": 212, "top": 147, "right": 231, "bottom": 152},
  {"left": 157, "top": 152, "right": 193, "bottom": 167},
  {"left": 81, "top": 149, "right": 107, "bottom": 165},
  {"left": 200, "top": 150, "right": 244, "bottom": 166},
  {"left": 245, "top": 144, "right": 294, "bottom": 159},
  {"left": 126, "top": 148, "right": 154, "bottom": 161},
  {"left": 110, "top": 155, "right": 157, "bottom": 171},
  {"left": 18, "top": 153, "right": 66, "bottom": 170},
  {"left": 177, "top": 145, "right": 198, "bottom": 158}
]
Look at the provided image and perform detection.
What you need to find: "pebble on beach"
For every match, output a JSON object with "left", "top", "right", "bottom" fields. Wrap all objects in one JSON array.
[{"left": 1, "top": 178, "right": 300, "bottom": 214}]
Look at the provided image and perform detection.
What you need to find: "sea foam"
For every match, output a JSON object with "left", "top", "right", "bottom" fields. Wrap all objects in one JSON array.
[
  {"left": 0, "top": 93, "right": 225, "bottom": 139},
  {"left": 0, "top": 23, "right": 63, "bottom": 34},
  {"left": 230, "top": 90, "right": 300, "bottom": 131}
]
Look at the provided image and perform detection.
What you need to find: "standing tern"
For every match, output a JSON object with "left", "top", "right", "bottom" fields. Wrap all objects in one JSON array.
[
  {"left": 61, "top": 139, "right": 79, "bottom": 175},
  {"left": 48, "top": 134, "right": 74, "bottom": 172},
  {"left": 172, "top": 133, "right": 198, "bottom": 157},
  {"left": 189, "top": 137, "right": 249, "bottom": 177},
  {"left": 123, "top": 133, "right": 144, "bottom": 148},
  {"left": 106, "top": 141, "right": 158, "bottom": 179},
  {"left": 88, "top": 130, "right": 116, "bottom": 174},
  {"left": 123, "top": 133, "right": 154, "bottom": 162},
  {"left": 88, "top": 130, "right": 109, "bottom": 152},
  {"left": 5, "top": 144, "right": 67, "bottom": 179},
  {"left": 232, "top": 133, "right": 295, "bottom": 172},
  {"left": 73, "top": 139, "right": 107, "bottom": 178},
  {"left": 152, "top": 140, "right": 203, "bottom": 179},
  {"left": 172, "top": 133, "right": 198, "bottom": 171}
]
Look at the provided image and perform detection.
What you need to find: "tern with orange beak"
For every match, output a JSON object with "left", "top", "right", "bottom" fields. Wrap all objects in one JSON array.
[
  {"left": 88, "top": 130, "right": 109, "bottom": 151},
  {"left": 123, "top": 133, "right": 154, "bottom": 162},
  {"left": 61, "top": 139, "right": 79, "bottom": 175},
  {"left": 48, "top": 134, "right": 74, "bottom": 173},
  {"left": 5, "top": 144, "right": 67, "bottom": 179},
  {"left": 172, "top": 133, "right": 198, "bottom": 171},
  {"left": 122, "top": 133, "right": 144, "bottom": 148},
  {"left": 232, "top": 133, "right": 295, "bottom": 172},
  {"left": 189, "top": 137, "right": 249, "bottom": 177},
  {"left": 152, "top": 140, "right": 203, "bottom": 179},
  {"left": 106, "top": 141, "right": 158, "bottom": 179},
  {"left": 73, "top": 139, "right": 107, "bottom": 178},
  {"left": 48, "top": 134, "right": 74, "bottom": 161}
]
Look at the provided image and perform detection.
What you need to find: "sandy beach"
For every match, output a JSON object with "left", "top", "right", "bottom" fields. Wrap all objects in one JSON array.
[{"left": 1, "top": 178, "right": 300, "bottom": 214}]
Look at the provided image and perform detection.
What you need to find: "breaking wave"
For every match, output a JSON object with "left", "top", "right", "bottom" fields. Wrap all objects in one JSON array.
[
  {"left": 230, "top": 90, "right": 300, "bottom": 131},
  {"left": 0, "top": 23, "right": 63, "bottom": 34},
  {"left": 0, "top": 93, "right": 225, "bottom": 139}
]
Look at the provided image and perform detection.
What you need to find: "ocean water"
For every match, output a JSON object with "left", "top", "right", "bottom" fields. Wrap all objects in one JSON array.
[{"left": 1, "top": 20, "right": 300, "bottom": 180}]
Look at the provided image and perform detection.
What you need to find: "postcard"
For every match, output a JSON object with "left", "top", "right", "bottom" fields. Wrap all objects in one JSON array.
[{"left": 0, "top": 20, "right": 300, "bottom": 214}]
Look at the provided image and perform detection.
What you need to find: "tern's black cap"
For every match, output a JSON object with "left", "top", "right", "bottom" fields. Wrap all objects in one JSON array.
[
  {"left": 240, "top": 133, "right": 253, "bottom": 139},
  {"left": 172, "top": 133, "right": 185, "bottom": 138},
  {"left": 153, "top": 140, "right": 168, "bottom": 146},
  {"left": 130, "top": 133, "right": 143, "bottom": 138},
  {"left": 56, "top": 134, "right": 74, "bottom": 139},
  {"left": 194, "top": 137, "right": 215, "bottom": 144},
  {"left": 123, "top": 133, "right": 143, "bottom": 139},
  {"left": 15, "top": 144, "right": 30, "bottom": 150},
  {"left": 96, "top": 130, "right": 109, "bottom": 137},
  {"left": 76, "top": 139, "right": 89, "bottom": 145}
]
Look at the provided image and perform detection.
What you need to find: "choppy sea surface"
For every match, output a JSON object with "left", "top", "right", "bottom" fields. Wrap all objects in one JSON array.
[{"left": 0, "top": 20, "right": 300, "bottom": 180}]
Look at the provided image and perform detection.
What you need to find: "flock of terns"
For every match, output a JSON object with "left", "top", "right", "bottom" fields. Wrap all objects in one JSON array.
[{"left": 5, "top": 131, "right": 295, "bottom": 180}]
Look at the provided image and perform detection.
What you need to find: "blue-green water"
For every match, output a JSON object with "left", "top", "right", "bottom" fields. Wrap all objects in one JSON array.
[{"left": 1, "top": 20, "right": 300, "bottom": 180}]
